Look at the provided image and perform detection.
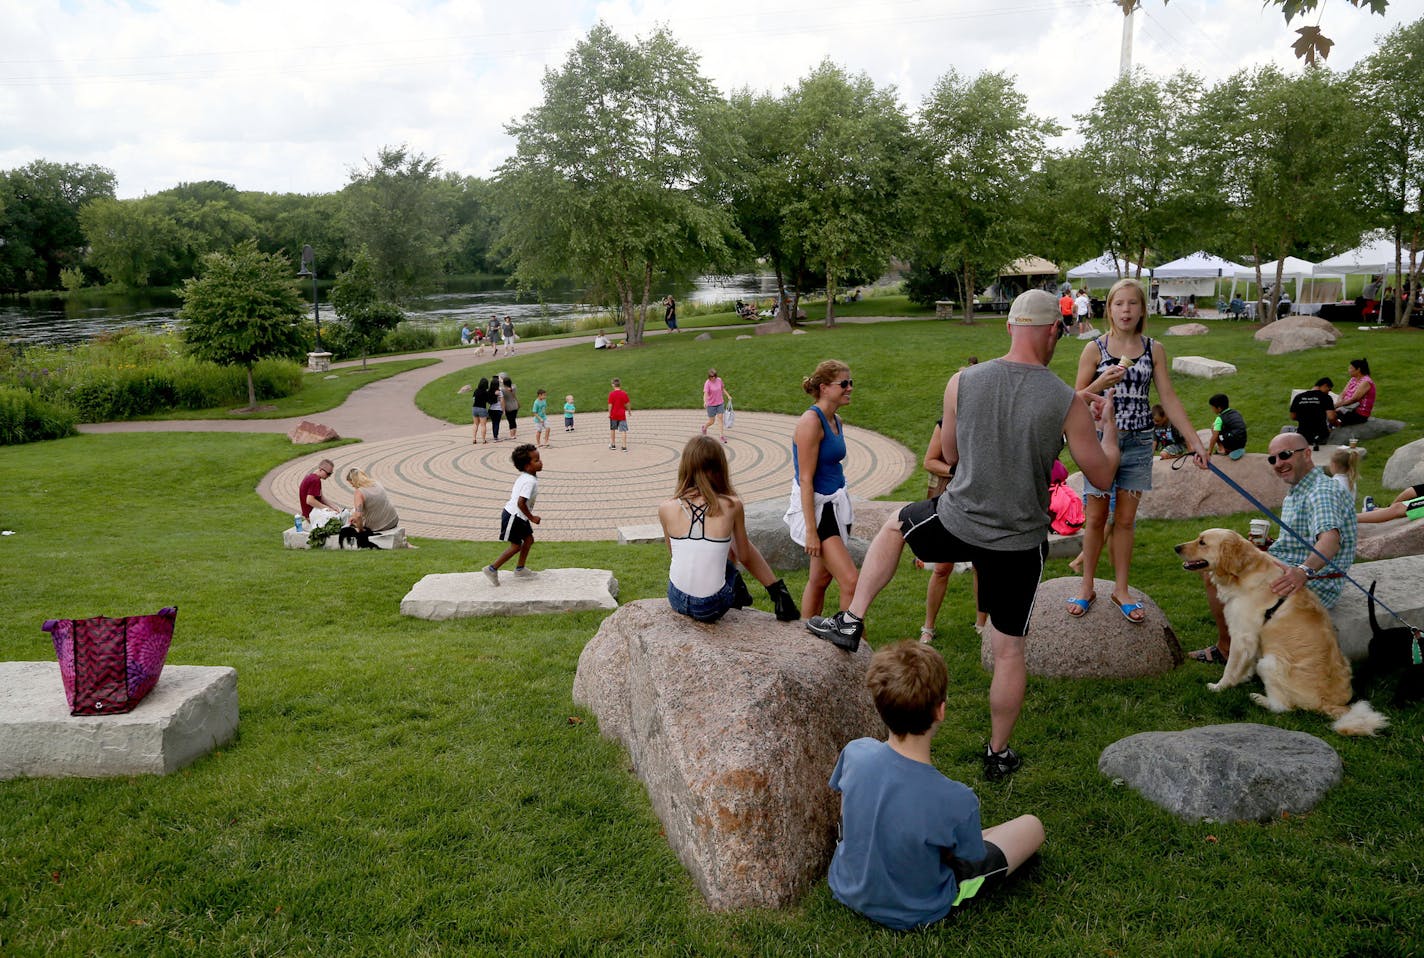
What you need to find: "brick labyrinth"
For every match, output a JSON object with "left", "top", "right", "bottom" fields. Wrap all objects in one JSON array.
[{"left": 265, "top": 410, "right": 916, "bottom": 542}]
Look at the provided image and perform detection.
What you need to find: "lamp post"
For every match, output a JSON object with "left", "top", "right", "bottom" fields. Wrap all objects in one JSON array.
[{"left": 296, "top": 244, "right": 322, "bottom": 351}]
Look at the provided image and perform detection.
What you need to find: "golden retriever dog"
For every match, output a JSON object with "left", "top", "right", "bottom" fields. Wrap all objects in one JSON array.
[{"left": 1175, "top": 528, "right": 1387, "bottom": 736}]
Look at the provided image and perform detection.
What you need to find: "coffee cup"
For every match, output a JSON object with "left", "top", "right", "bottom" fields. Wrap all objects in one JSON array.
[{"left": 1248, "top": 519, "right": 1269, "bottom": 546}]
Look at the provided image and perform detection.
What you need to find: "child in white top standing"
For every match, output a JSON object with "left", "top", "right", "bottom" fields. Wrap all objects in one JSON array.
[{"left": 483, "top": 444, "right": 541, "bottom": 585}]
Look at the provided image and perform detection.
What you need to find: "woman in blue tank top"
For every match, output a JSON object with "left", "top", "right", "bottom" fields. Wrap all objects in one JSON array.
[
  {"left": 788, "top": 359, "right": 858, "bottom": 618},
  {"left": 1070, "top": 278, "right": 1206, "bottom": 624}
]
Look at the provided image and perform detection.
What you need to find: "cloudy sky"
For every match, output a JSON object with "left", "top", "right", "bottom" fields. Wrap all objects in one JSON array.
[{"left": 1, "top": 0, "right": 1417, "bottom": 199}]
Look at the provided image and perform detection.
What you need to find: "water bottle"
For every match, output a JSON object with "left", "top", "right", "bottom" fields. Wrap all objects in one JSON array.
[
  {"left": 1363, "top": 496, "right": 1376, "bottom": 513},
  {"left": 294, "top": 514, "right": 304, "bottom": 531}
]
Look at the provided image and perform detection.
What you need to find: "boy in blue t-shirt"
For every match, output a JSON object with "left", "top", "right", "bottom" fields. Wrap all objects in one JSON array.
[{"left": 828, "top": 642, "right": 1045, "bottom": 930}]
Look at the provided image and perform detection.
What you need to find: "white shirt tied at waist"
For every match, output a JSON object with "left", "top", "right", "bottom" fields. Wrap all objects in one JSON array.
[{"left": 782, "top": 482, "right": 854, "bottom": 547}]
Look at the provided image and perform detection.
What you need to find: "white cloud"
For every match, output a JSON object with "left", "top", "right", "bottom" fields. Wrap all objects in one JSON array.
[{"left": 0, "top": 0, "right": 1415, "bottom": 197}]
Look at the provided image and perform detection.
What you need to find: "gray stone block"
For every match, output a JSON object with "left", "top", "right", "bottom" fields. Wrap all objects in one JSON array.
[
  {"left": 0, "top": 662, "right": 238, "bottom": 780},
  {"left": 283, "top": 526, "right": 407, "bottom": 549},
  {"left": 1329, "top": 418, "right": 1404, "bottom": 445},
  {"left": 1100, "top": 723, "right": 1341, "bottom": 822},
  {"left": 400, "top": 568, "right": 619, "bottom": 620},
  {"left": 1382, "top": 437, "right": 1424, "bottom": 489},
  {"left": 1328, "top": 554, "right": 1424, "bottom": 661},
  {"left": 617, "top": 523, "right": 664, "bottom": 545},
  {"left": 1172, "top": 356, "right": 1237, "bottom": 379},
  {"left": 742, "top": 499, "right": 870, "bottom": 572}
]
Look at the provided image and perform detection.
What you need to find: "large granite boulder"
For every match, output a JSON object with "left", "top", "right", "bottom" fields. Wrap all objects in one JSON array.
[
  {"left": 1265, "top": 327, "right": 1336, "bottom": 355},
  {"left": 755, "top": 317, "right": 795, "bottom": 336},
  {"left": 1172, "top": 356, "right": 1237, "bottom": 379},
  {"left": 1355, "top": 517, "right": 1424, "bottom": 562},
  {"left": 288, "top": 420, "right": 340, "bottom": 444},
  {"left": 1069, "top": 455, "right": 1285, "bottom": 521},
  {"left": 1382, "top": 438, "right": 1424, "bottom": 490},
  {"left": 1164, "top": 323, "right": 1209, "bottom": 336},
  {"left": 742, "top": 499, "right": 870, "bottom": 571},
  {"left": 1254, "top": 315, "right": 1339, "bottom": 342},
  {"left": 1099, "top": 724, "right": 1341, "bottom": 821},
  {"left": 979, "top": 577, "right": 1182, "bottom": 678},
  {"left": 1329, "top": 418, "right": 1405, "bottom": 445},
  {"left": 1328, "top": 554, "right": 1424, "bottom": 661},
  {"left": 573, "top": 599, "right": 884, "bottom": 910}
]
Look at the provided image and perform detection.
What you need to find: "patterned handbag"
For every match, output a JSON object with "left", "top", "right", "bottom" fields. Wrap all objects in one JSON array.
[{"left": 42, "top": 607, "right": 177, "bottom": 715}]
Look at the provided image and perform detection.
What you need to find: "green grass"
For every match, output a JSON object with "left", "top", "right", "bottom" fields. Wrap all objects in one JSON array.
[
  {"left": 129, "top": 358, "right": 438, "bottom": 420},
  {"left": 3, "top": 319, "right": 1423, "bottom": 956}
]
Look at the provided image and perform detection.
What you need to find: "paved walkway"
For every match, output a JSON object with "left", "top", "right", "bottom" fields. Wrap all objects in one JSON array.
[{"left": 79, "top": 321, "right": 918, "bottom": 541}]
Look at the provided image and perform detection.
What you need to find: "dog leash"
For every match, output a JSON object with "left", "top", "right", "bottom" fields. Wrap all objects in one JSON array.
[{"left": 1205, "top": 460, "right": 1423, "bottom": 655}]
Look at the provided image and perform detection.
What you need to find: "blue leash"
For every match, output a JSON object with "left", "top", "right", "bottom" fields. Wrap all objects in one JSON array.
[{"left": 1203, "top": 460, "right": 1421, "bottom": 641}]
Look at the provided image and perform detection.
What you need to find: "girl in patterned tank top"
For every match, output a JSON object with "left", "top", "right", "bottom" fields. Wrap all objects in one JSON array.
[{"left": 1068, "top": 278, "right": 1207, "bottom": 624}]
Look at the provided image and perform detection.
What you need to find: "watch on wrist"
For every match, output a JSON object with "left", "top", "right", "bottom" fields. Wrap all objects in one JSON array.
[{"left": 1296, "top": 563, "right": 1311, "bottom": 576}]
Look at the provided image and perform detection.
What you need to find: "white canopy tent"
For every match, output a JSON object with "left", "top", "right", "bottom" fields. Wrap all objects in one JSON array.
[
  {"left": 1066, "top": 253, "right": 1146, "bottom": 288},
  {"left": 1152, "top": 251, "right": 1247, "bottom": 302},
  {"left": 1230, "top": 256, "right": 1344, "bottom": 304},
  {"left": 1318, "top": 232, "right": 1418, "bottom": 277}
]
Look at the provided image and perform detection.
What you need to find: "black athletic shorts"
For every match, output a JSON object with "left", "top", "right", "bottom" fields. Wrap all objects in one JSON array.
[
  {"left": 949, "top": 841, "right": 1010, "bottom": 909},
  {"left": 897, "top": 497, "right": 1047, "bottom": 637},
  {"left": 499, "top": 509, "right": 533, "bottom": 544},
  {"left": 816, "top": 501, "right": 850, "bottom": 542}
]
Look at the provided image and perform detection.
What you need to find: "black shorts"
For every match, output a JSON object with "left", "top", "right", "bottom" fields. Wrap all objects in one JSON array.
[
  {"left": 949, "top": 841, "right": 1009, "bottom": 909},
  {"left": 816, "top": 502, "right": 850, "bottom": 542},
  {"left": 897, "top": 497, "right": 1047, "bottom": 637},
  {"left": 499, "top": 509, "right": 533, "bottom": 544}
]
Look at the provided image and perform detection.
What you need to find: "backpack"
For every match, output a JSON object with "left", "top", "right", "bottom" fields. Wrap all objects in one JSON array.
[{"left": 1049, "top": 481, "right": 1085, "bottom": 536}]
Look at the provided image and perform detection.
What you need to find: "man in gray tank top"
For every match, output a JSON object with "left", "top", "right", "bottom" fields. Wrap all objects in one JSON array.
[{"left": 807, "top": 289, "right": 1123, "bottom": 780}]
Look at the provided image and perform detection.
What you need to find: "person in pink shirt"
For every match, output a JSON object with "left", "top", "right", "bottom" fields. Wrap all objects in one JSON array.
[
  {"left": 702, "top": 368, "right": 731, "bottom": 443},
  {"left": 1332, "top": 358, "right": 1376, "bottom": 426}
]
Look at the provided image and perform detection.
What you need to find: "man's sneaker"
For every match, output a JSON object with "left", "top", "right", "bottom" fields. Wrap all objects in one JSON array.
[
  {"left": 983, "top": 744, "right": 1022, "bottom": 781},
  {"left": 482, "top": 565, "right": 500, "bottom": 587},
  {"left": 805, "top": 612, "right": 862, "bottom": 651}
]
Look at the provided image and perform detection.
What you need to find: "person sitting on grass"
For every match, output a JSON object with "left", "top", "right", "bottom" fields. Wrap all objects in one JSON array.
[
  {"left": 659, "top": 436, "right": 799, "bottom": 623},
  {"left": 482, "top": 444, "right": 542, "bottom": 586},
  {"left": 1207, "top": 393, "right": 1247, "bottom": 461},
  {"left": 827, "top": 641, "right": 1046, "bottom": 931}
]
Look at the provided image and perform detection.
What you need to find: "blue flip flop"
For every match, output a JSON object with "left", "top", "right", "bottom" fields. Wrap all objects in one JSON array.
[
  {"left": 1113, "top": 597, "right": 1147, "bottom": 624},
  {"left": 1066, "top": 595, "right": 1096, "bottom": 618}
]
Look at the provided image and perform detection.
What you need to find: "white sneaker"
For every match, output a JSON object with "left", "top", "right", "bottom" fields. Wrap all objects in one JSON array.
[
  {"left": 513, "top": 567, "right": 535, "bottom": 578},
  {"left": 482, "top": 565, "right": 499, "bottom": 587}
]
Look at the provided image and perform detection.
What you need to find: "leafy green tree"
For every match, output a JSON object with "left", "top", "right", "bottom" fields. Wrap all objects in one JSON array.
[
  {"left": 779, "top": 62, "right": 911, "bottom": 326},
  {"left": 1197, "top": 65, "right": 1368, "bottom": 322},
  {"left": 910, "top": 68, "right": 1059, "bottom": 323},
  {"left": 80, "top": 198, "right": 179, "bottom": 288},
  {"left": 1356, "top": 16, "right": 1424, "bottom": 326},
  {"left": 0, "top": 160, "right": 115, "bottom": 292},
  {"left": 1074, "top": 71, "right": 1203, "bottom": 274},
  {"left": 178, "top": 241, "right": 307, "bottom": 408},
  {"left": 497, "top": 22, "right": 737, "bottom": 345},
  {"left": 330, "top": 249, "right": 405, "bottom": 369},
  {"left": 340, "top": 145, "right": 448, "bottom": 301}
]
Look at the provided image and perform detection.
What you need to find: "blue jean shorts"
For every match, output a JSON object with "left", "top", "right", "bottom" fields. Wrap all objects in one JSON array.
[
  {"left": 666, "top": 562, "right": 737, "bottom": 623},
  {"left": 1083, "top": 429, "right": 1155, "bottom": 496},
  {"left": 705, "top": 403, "right": 724, "bottom": 417}
]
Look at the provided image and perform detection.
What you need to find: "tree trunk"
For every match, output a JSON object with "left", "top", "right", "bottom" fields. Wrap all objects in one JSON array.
[
  {"left": 824, "top": 266, "right": 837, "bottom": 328},
  {"left": 961, "top": 264, "right": 976, "bottom": 325},
  {"left": 771, "top": 261, "right": 787, "bottom": 323},
  {"left": 245, "top": 367, "right": 257, "bottom": 409},
  {"left": 631, "top": 259, "right": 653, "bottom": 345},
  {"left": 1392, "top": 229, "right": 1409, "bottom": 329}
]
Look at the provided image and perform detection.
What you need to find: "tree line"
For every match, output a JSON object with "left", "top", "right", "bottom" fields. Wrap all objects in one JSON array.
[{"left": 2, "top": 14, "right": 1420, "bottom": 340}]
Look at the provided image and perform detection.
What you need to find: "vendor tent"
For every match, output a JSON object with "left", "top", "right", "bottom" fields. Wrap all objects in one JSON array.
[
  {"left": 1318, "top": 232, "right": 1418, "bottom": 276},
  {"left": 1230, "top": 257, "right": 1344, "bottom": 303},
  {"left": 1066, "top": 253, "right": 1145, "bottom": 286},
  {"left": 1153, "top": 252, "right": 1246, "bottom": 304}
]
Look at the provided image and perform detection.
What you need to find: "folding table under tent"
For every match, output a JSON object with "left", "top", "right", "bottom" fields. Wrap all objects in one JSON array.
[
  {"left": 1230, "top": 257, "right": 1345, "bottom": 307},
  {"left": 1152, "top": 251, "right": 1248, "bottom": 304}
]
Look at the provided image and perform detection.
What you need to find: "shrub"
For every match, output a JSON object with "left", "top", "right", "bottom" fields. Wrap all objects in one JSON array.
[
  {"left": 0, "top": 385, "right": 78, "bottom": 445},
  {"left": 381, "top": 323, "right": 436, "bottom": 354}
]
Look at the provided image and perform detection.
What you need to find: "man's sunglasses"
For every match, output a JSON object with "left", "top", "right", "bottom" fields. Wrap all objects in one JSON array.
[{"left": 1266, "top": 447, "right": 1309, "bottom": 465}]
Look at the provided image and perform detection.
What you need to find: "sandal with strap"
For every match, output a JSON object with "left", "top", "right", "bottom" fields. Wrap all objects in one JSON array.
[
  {"left": 918, "top": 626, "right": 935, "bottom": 644},
  {"left": 1066, "top": 594, "right": 1096, "bottom": 618},
  {"left": 1190, "top": 645, "right": 1228, "bottom": 665},
  {"left": 1113, "top": 596, "right": 1147, "bottom": 624}
]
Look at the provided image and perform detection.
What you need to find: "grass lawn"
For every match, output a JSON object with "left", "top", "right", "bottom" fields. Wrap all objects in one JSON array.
[
  {"left": 3, "top": 318, "right": 1423, "bottom": 956},
  {"left": 129, "top": 358, "right": 438, "bottom": 421}
]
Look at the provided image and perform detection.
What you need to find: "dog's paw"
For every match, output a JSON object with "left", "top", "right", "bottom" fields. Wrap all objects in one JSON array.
[
  {"left": 1249, "top": 692, "right": 1269, "bottom": 708},
  {"left": 1207, "top": 681, "right": 1223, "bottom": 692}
]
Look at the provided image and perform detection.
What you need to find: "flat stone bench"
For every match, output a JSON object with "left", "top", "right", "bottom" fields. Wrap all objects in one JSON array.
[
  {"left": 283, "top": 526, "right": 408, "bottom": 550},
  {"left": 1172, "top": 356, "right": 1237, "bottom": 379},
  {"left": 1328, "top": 554, "right": 1424, "bottom": 661},
  {"left": 617, "top": 523, "right": 664, "bottom": 545},
  {"left": 400, "top": 568, "right": 619, "bottom": 620},
  {"left": 0, "top": 662, "right": 238, "bottom": 779}
]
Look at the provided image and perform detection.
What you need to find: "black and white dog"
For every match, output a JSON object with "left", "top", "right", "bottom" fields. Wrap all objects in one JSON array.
[{"left": 337, "top": 525, "right": 380, "bottom": 550}]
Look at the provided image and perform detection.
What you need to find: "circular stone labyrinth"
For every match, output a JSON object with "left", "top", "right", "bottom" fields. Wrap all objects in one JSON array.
[{"left": 263, "top": 410, "right": 916, "bottom": 542}]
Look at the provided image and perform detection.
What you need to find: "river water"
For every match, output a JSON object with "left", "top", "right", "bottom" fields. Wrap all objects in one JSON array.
[{"left": 0, "top": 273, "right": 789, "bottom": 347}]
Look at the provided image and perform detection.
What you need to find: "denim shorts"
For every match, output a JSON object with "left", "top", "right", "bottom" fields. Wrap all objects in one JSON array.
[
  {"left": 706, "top": 403, "right": 724, "bottom": 417},
  {"left": 1083, "top": 429, "right": 1155, "bottom": 496},
  {"left": 666, "top": 562, "right": 737, "bottom": 623},
  {"left": 610, "top": 419, "right": 629, "bottom": 432}
]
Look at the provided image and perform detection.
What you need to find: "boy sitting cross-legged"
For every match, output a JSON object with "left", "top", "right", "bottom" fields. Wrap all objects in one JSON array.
[{"left": 828, "top": 641, "right": 1045, "bottom": 930}]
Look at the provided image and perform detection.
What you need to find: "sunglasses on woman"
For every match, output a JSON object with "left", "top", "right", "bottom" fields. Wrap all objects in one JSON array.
[{"left": 1266, "top": 447, "right": 1309, "bottom": 465}]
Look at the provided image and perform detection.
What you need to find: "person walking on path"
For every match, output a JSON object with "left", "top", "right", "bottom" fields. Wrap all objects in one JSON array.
[
  {"left": 500, "top": 375, "right": 520, "bottom": 442},
  {"left": 608, "top": 378, "right": 631, "bottom": 451},
  {"left": 1070, "top": 278, "right": 1206, "bottom": 625},
  {"left": 471, "top": 377, "right": 493, "bottom": 444},
  {"left": 501, "top": 316, "right": 517, "bottom": 355},
  {"left": 488, "top": 373, "right": 504, "bottom": 441},
  {"left": 806, "top": 290, "right": 1122, "bottom": 781},
  {"left": 702, "top": 368, "right": 730, "bottom": 442},
  {"left": 786, "top": 359, "right": 859, "bottom": 621},
  {"left": 663, "top": 295, "right": 679, "bottom": 332}
]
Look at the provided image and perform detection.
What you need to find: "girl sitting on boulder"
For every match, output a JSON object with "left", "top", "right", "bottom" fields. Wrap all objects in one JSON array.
[{"left": 660, "top": 436, "right": 799, "bottom": 624}]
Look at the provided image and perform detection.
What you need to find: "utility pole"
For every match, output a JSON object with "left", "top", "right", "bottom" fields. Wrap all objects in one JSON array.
[{"left": 1117, "top": 0, "right": 1140, "bottom": 76}]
